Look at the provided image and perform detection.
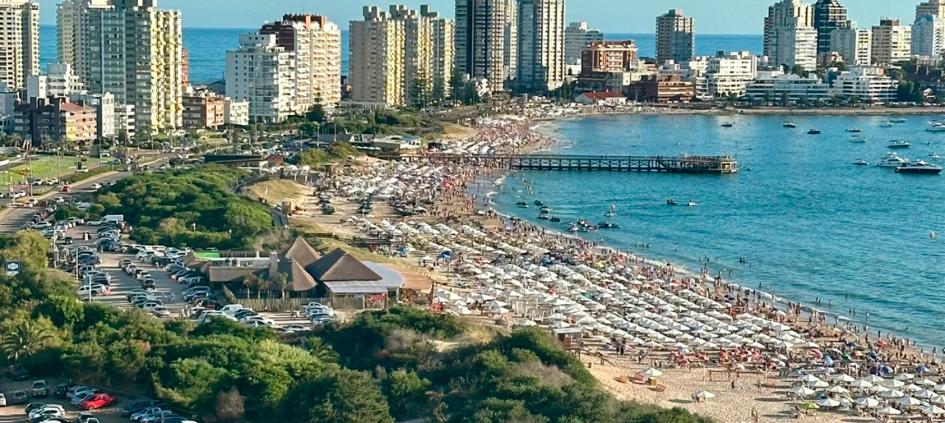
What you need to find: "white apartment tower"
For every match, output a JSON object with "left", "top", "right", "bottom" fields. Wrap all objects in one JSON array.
[
  {"left": 764, "top": 0, "right": 817, "bottom": 71},
  {"left": 829, "top": 23, "right": 872, "bottom": 66},
  {"left": 565, "top": 22, "right": 603, "bottom": 66},
  {"left": 516, "top": 0, "right": 565, "bottom": 92},
  {"left": 259, "top": 14, "right": 342, "bottom": 110},
  {"left": 59, "top": 0, "right": 183, "bottom": 134},
  {"left": 456, "top": 0, "right": 511, "bottom": 93},
  {"left": 705, "top": 52, "right": 759, "bottom": 98},
  {"left": 503, "top": 0, "right": 518, "bottom": 80},
  {"left": 225, "top": 33, "right": 297, "bottom": 123},
  {"left": 912, "top": 14, "right": 945, "bottom": 58},
  {"left": 0, "top": 0, "right": 38, "bottom": 91},
  {"left": 871, "top": 19, "right": 911, "bottom": 65}
]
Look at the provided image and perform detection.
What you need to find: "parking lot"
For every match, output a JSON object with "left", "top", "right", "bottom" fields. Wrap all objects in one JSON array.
[
  {"left": 87, "top": 252, "right": 187, "bottom": 316},
  {"left": 0, "top": 377, "right": 127, "bottom": 423}
]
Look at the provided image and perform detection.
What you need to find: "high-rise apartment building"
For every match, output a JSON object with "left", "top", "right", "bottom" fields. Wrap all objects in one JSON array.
[
  {"left": 829, "top": 23, "right": 872, "bottom": 66},
  {"left": 917, "top": 0, "right": 945, "bottom": 20},
  {"left": 813, "top": 0, "right": 847, "bottom": 55},
  {"left": 349, "top": 6, "right": 406, "bottom": 106},
  {"left": 260, "top": 14, "right": 342, "bottom": 110},
  {"left": 764, "top": 0, "right": 817, "bottom": 71},
  {"left": 656, "top": 9, "right": 695, "bottom": 64},
  {"left": 705, "top": 52, "right": 759, "bottom": 98},
  {"left": 59, "top": 0, "right": 182, "bottom": 134},
  {"left": 225, "top": 33, "right": 297, "bottom": 123},
  {"left": 912, "top": 14, "right": 945, "bottom": 58},
  {"left": 871, "top": 19, "right": 912, "bottom": 65},
  {"left": 565, "top": 22, "right": 603, "bottom": 65},
  {"left": 349, "top": 5, "right": 454, "bottom": 107},
  {"left": 456, "top": 0, "right": 511, "bottom": 93},
  {"left": 0, "top": 0, "right": 38, "bottom": 91},
  {"left": 516, "top": 0, "right": 565, "bottom": 92},
  {"left": 503, "top": 0, "right": 518, "bottom": 81},
  {"left": 26, "top": 63, "right": 85, "bottom": 100}
]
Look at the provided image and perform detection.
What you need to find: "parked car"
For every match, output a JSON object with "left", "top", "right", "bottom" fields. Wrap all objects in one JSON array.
[
  {"left": 11, "top": 390, "right": 28, "bottom": 404},
  {"left": 79, "top": 392, "right": 117, "bottom": 410},
  {"left": 0, "top": 392, "right": 6, "bottom": 406},
  {"left": 6, "top": 364, "right": 29, "bottom": 380},
  {"left": 31, "top": 380, "right": 48, "bottom": 397},
  {"left": 70, "top": 390, "right": 98, "bottom": 406}
]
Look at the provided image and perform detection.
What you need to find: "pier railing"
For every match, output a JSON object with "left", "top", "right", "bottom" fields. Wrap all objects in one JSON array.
[{"left": 382, "top": 154, "right": 739, "bottom": 175}]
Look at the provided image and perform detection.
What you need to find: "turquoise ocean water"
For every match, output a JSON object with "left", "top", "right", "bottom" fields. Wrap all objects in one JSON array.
[{"left": 493, "top": 114, "right": 945, "bottom": 349}]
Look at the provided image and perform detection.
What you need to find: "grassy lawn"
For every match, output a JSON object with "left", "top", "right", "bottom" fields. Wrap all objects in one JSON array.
[{"left": 0, "top": 155, "right": 109, "bottom": 192}]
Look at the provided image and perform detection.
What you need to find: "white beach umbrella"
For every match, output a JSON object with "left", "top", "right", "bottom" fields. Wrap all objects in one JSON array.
[
  {"left": 833, "top": 374, "right": 857, "bottom": 384},
  {"left": 850, "top": 380, "right": 874, "bottom": 390},
  {"left": 816, "top": 398, "right": 841, "bottom": 408},
  {"left": 883, "top": 379, "right": 906, "bottom": 388},
  {"left": 896, "top": 373, "right": 916, "bottom": 381},
  {"left": 810, "top": 380, "right": 830, "bottom": 389},
  {"left": 798, "top": 374, "right": 823, "bottom": 384},
  {"left": 899, "top": 396, "right": 923, "bottom": 408},
  {"left": 932, "top": 395, "right": 945, "bottom": 405},
  {"left": 916, "top": 389, "right": 937, "bottom": 399},
  {"left": 917, "top": 378, "right": 938, "bottom": 387},
  {"left": 877, "top": 406, "right": 902, "bottom": 416},
  {"left": 904, "top": 384, "right": 923, "bottom": 393},
  {"left": 883, "top": 389, "right": 906, "bottom": 399},
  {"left": 790, "top": 386, "right": 817, "bottom": 398},
  {"left": 826, "top": 385, "right": 849, "bottom": 395},
  {"left": 863, "top": 375, "right": 886, "bottom": 384},
  {"left": 922, "top": 405, "right": 945, "bottom": 415},
  {"left": 855, "top": 397, "right": 881, "bottom": 408},
  {"left": 693, "top": 390, "right": 717, "bottom": 401},
  {"left": 936, "top": 384, "right": 945, "bottom": 393},
  {"left": 641, "top": 368, "right": 663, "bottom": 378}
]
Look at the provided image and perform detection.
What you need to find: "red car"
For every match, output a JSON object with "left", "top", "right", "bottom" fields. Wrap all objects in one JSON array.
[{"left": 80, "top": 392, "right": 117, "bottom": 410}]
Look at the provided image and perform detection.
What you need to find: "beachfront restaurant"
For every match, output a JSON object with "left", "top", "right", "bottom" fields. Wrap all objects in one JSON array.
[{"left": 307, "top": 249, "right": 405, "bottom": 309}]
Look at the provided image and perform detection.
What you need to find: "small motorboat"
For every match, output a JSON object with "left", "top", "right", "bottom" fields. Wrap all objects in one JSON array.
[
  {"left": 879, "top": 121, "right": 893, "bottom": 128},
  {"left": 721, "top": 122, "right": 734, "bottom": 128},
  {"left": 846, "top": 128, "right": 862, "bottom": 133},
  {"left": 853, "top": 160, "right": 868, "bottom": 166},
  {"left": 687, "top": 201, "right": 699, "bottom": 207},
  {"left": 537, "top": 214, "right": 549, "bottom": 220},
  {"left": 888, "top": 140, "right": 911, "bottom": 149},
  {"left": 516, "top": 201, "right": 529, "bottom": 208},
  {"left": 930, "top": 153, "right": 942, "bottom": 160},
  {"left": 890, "top": 118, "right": 907, "bottom": 124},
  {"left": 877, "top": 152, "right": 908, "bottom": 168},
  {"left": 597, "top": 222, "right": 620, "bottom": 229},
  {"left": 927, "top": 124, "right": 945, "bottom": 133},
  {"left": 783, "top": 122, "right": 797, "bottom": 128},
  {"left": 549, "top": 217, "right": 561, "bottom": 223},
  {"left": 666, "top": 199, "right": 678, "bottom": 206},
  {"left": 534, "top": 200, "right": 545, "bottom": 207},
  {"left": 849, "top": 135, "right": 866, "bottom": 143},
  {"left": 895, "top": 160, "right": 943, "bottom": 174},
  {"left": 807, "top": 129, "right": 821, "bottom": 135}
]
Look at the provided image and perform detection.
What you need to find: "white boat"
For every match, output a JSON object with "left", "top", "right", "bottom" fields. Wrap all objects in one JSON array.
[
  {"left": 877, "top": 152, "right": 908, "bottom": 168},
  {"left": 931, "top": 153, "right": 942, "bottom": 160},
  {"left": 853, "top": 160, "right": 868, "bottom": 166},
  {"left": 879, "top": 121, "right": 893, "bottom": 128},
  {"left": 846, "top": 127, "right": 862, "bottom": 133},
  {"left": 890, "top": 117, "right": 907, "bottom": 124},
  {"left": 687, "top": 200, "right": 699, "bottom": 207},
  {"left": 887, "top": 140, "right": 911, "bottom": 149},
  {"left": 783, "top": 121, "right": 797, "bottom": 128},
  {"left": 895, "top": 160, "right": 943, "bottom": 175},
  {"left": 927, "top": 124, "right": 945, "bottom": 133},
  {"left": 849, "top": 135, "right": 866, "bottom": 143}
]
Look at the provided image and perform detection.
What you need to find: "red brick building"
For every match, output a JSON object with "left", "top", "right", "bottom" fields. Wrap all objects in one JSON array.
[{"left": 626, "top": 75, "right": 694, "bottom": 103}]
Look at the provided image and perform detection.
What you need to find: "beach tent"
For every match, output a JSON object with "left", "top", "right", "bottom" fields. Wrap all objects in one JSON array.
[
  {"left": 790, "top": 386, "right": 816, "bottom": 398},
  {"left": 693, "top": 390, "right": 716, "bottom": 401}
]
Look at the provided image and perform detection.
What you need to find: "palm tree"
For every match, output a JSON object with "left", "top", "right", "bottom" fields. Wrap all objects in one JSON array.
[
  {"left": 306, "top": 337, "right": 339, "bottom": 363},
  {"left": 272, "top": 272, "right": 289, "bottom": 301},
  {"left": 256, "top": 277, "right": 270, "bottom": 300},
  {"left": 242, "top": 274, "right": 259, "bottom": 299},
  {"left": 0, "top": 320, "right": 54, "bottom": 363}
]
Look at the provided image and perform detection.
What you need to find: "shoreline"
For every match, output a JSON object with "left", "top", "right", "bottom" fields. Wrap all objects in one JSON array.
[
  {"left": 494, "top": 116, "right": 943, "bottom": 359},
  {"left": 549, "top": 105, "right": 945, "bottom": 120}
]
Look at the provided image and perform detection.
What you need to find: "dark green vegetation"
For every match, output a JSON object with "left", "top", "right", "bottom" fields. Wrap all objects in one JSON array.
[
  {"left": 294, "top": 142, "right": 362, "bottom": 167},
  {"left": 299, "top": 107, "right": 445, "bottom": 138},
  {"left": 0, "top": 232, "right": 712, "bottom": 422},
  {"left": 94, "top": 165, "right": 273, "bottom": 249}
]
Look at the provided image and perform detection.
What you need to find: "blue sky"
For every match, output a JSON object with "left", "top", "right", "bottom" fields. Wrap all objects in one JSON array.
[{"left": 37, "top": 0, "right": 915, "bottom": 34}]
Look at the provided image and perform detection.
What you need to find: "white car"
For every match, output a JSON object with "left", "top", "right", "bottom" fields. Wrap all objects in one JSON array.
[
  {"left": 240, "top": 315, "right": 275, "bottom": 326},
  {"left": 91, "top": 183, "right": 103, "bottom": 190},
  {"left": 28, "top": 407, "right": 64, "bottom": 421},
  {"left": 71, "top": 390, "right": 98, "bottom": 406},
  {"left": 151, "top": 306, "right": 172, "bottom": 318},
  {"left": 220, "top": 304, "right": 245, "bottom": 316}
]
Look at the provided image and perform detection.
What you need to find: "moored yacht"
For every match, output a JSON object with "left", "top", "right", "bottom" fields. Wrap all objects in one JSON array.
[
  {"left": 853, "top": 160, "right": 868, "bottom": 166},
  {"left": 887, "top": 140, "right": 911, "bottom": 149},
  {"left": 721, "top": 122, "right": 734, "bottom": 128},
  {"left": 783, "top": 122, "right": 797, "bottom": 128},
  {"left": 846, "top": 127, "right": 862, "bottom": 133},
  {"left": 879, "top": 121, "right": 893, "bottom": 128},
  {"left": 890, "top": 117, "right": 907, "bottom": 124},
  {"left": 895, "top": 160, "right": 943, "bottom": 174},
  {"left": 849, "top": 135, "right": 866, "bottom": 143},
  {"left": 927, "top": 123, "right": 945, "bottom": 132},
  {"left": 877, "top": 152, "right": 908, "bottom": 168},
  {"left": 807, "top": 129, "right": 821, "bottom": 135}
]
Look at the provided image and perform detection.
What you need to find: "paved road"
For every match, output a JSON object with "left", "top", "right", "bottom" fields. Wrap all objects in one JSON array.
[{"left": 0, "top": 171, "right": 126, "bottom": 235}]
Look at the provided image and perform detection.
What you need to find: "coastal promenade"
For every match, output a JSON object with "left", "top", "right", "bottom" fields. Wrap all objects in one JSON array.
[{"left": 387, "top": 153, "right": 739, "bottom": 175}]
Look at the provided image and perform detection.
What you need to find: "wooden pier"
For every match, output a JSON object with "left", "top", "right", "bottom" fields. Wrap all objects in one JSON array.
[{"left": 385, "top": 154, "right": 739, "bottom": 175}]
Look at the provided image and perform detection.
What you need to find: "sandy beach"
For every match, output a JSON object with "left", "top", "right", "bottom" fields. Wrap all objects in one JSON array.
[{"left": 273, "top": 113, "right": 945, "bottom": 423}]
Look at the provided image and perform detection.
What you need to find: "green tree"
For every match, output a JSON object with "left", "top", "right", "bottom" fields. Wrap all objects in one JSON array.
[
  {"left": 272, "top": 272, "right": 289, "bottom": 300},
  {"left": 383, "top": 369, "right": 433, "bottom": 419},
  {"left": 305, "top": 337, "right": 339, "bottom": 364},
  {"left": 283, "top": 368, "right": 393, "bottom": 423}
]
